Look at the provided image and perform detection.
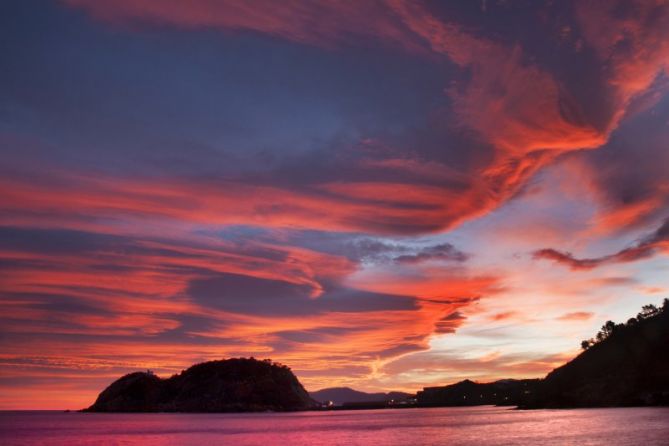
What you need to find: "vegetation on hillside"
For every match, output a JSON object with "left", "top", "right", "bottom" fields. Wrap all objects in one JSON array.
[
  {"left": 581, "top": 299, "right": 668, "bottom": 350},
  {"left": 524, "top": 300, "right": 669, "bottom": 408}
]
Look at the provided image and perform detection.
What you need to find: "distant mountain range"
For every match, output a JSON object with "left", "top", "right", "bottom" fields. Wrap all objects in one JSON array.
[{"left": 309, "top": 387, "right": 412, "bottom": 406}]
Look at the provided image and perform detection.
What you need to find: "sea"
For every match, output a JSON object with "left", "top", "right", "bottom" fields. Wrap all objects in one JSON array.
[{"left": 1, "top": 406, "right": 668, "bottom": 445}]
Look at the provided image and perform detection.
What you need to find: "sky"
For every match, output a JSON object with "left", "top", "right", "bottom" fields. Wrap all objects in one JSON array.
[{"left": 1, "top": 0, "right": 668, "bottom": 410}]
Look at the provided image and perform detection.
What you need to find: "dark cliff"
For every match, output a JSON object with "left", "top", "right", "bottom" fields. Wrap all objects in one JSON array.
[
  {"left": 86, "top": 358, "right": 317, "bottom": 412},
  {"left": 525, "top": 301, "right": 669, "bottom": 408}
]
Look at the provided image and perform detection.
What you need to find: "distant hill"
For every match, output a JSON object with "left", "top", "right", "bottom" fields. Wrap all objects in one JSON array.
[
  {"left": 309, "top": 387, "right": 412, "bottom": 405},
  {"left": 86, "top": 358, "right": 317, "bottom": 412},
  {"left": 524, "top": 300, "right": 669, "bottom": 408},
  {"left": 416, "top": 379, "right": 540, "bottom": 407}
]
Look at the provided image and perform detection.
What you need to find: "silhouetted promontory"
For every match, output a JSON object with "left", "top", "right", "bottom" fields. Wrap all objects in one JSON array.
[
  {"left": 86, "top": 358, "right": 317, "bottom": 412},
  {"left": 523, "top": 300, "right": 669, "bottom": 408},
  {"left": 416, "top": 301, "right": 669, "bottom": 409}
]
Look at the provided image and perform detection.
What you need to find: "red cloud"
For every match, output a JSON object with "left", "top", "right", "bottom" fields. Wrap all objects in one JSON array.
[
  {"left": 1, "top": 253, "right": 482, "bottom": 408},
  {"left": 0, "top": 173, "right": 488, "bottom": 235},
  {"left": 534, "top": 218, "right": 669, "bottom": 270},
  {"left": 59, "top": 0, "right": 669, "bottom": 235},
  {"left": 62, "top": 0, "right": 427, "bottom": 53},
  {"left": 576, "top": 0, "right": 669, "bottom": 107},
  {"left": 0, "top": 222, "right": 492, "bottom": 409},
  {"left": 489, "top": 311, "right": 518, "bottom": 322}
]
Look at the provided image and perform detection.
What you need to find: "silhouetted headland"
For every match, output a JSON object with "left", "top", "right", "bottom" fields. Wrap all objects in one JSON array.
[
  {"left": 522, "top": 300, "right": 669, "bottom": 408},
  {"left": 85, "top": 358, "right": 317, "bottom": 412},
  {"left": 417, "top": 301, "right": 669, "bottom": 409}
]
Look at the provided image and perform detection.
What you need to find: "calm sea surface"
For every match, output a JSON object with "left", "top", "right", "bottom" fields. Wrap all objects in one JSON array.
[{"left": 1, "top": 406, "right": 668, "bottom": 446}]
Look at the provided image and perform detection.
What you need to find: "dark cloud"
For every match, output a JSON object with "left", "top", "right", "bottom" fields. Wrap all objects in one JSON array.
[
  {"left": 0, "top": 227, "right": 125, "bottom": 255},
  {"left": 237, "top": 229, "right": 469, "bottom": 265},
  {"left": 6, "top": 0, "right": 661, "bottom": 236},
  {"left": 565, "top": 90, "right": 669, "bottom": 231},
  {"left": 187, "top": 272, "right": 417, "bottom": 316},
  {"left": 394, "top": 243, "right": 469, "bottom": 264},
  {"left": 434, "top": 311, "right": 467, "bottom": 334},
  {"left": 534, "top": 218, "right": 669, "bottom": 270}
]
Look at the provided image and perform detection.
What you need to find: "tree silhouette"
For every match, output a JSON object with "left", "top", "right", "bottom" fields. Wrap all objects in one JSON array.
[
  {"left": 638, "top": 304, "right": 659, "bottom": 320},
  {"left": 579, "top": 301, "right": 667, "bottom": 349},
  {"left": 595, "top": 320, "right": 616, "bottom": 341}
]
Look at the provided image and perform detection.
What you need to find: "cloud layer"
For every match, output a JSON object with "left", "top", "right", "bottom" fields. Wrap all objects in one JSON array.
[{"left": 1, "top": 0, "right": 668, "bottom": 408}]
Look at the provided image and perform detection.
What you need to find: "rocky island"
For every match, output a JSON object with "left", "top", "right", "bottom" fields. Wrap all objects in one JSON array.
[{"left": 86, "top": 358, "right": 317, "bottom": 412}]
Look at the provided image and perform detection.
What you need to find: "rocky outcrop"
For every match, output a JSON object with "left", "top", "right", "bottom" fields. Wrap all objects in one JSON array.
[{"left": 86, "top": 358, "right": 317, "bottom": 412}]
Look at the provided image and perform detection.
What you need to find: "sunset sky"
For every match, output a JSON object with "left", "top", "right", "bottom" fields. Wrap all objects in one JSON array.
[{"left": 1, "top": 0, "right": 669, "bottom": 410}]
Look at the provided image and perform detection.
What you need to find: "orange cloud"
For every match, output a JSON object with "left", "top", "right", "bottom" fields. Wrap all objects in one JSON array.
[
  {"left": 0, "top": 172, "right": 489, "bottom": 235},
  {"left": 556, "top": 312, "right": 594, "bottom": 321},
  {"left": 0, "top": 221, "right": 492, "bottom": 408},
  {"left": 348, "top": 269, "right": 498, "bottom": 301},
  {"left": 381, "top": 349, "right": 577, "bottom": 389},
  {"left": 1, "top": 274, "right": 480, "bottom": 408},
  {"left": 489, "top": 311, "right": 518, "bottom": 322}
]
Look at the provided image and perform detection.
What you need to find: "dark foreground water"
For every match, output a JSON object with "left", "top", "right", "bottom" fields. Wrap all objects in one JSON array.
[{"left": 1, "top": 406, "right": 669, "bottom": 446}]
